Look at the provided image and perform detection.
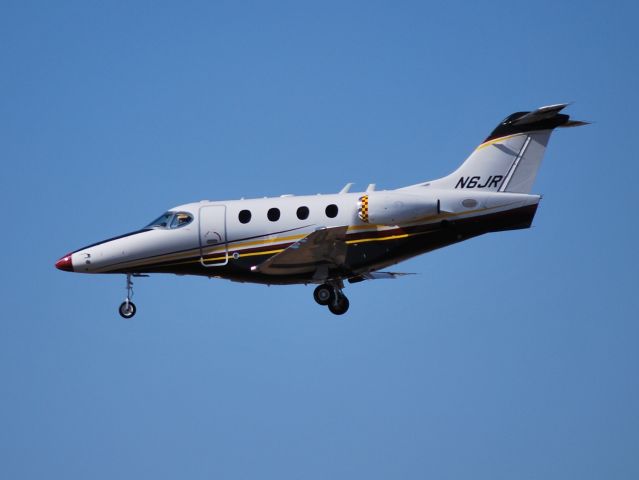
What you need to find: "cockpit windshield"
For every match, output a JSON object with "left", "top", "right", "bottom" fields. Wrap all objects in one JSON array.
[
  {"left": 146, "top": 212, "right": 173, "bottom": 229},
  {"left": 145, "top": 211, "right": 193, "bottom": 229}
]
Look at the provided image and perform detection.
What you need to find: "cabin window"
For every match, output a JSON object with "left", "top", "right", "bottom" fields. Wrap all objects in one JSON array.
[
  {"left": 267, "top": 208, "right": 280, "bottom": 222},
  {"left": 238, "top": 209, "right": 252, "bottom": 224},
  {"left": 297, "top": 206, "right": 309, "bottom": 220},
  {"left": 325, "top": 204, "right": 338, "bottom": 218}
]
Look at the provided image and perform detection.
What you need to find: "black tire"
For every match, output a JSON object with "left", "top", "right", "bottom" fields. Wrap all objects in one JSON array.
[
  {"left": 119, "top": 301, "right": 136, "bottom": 319},
  {"left": 328, "top": 295, "right": 349, "bottom": 315},
  {"left": 313, "top": 284, "right": 334, "bottom": 306}
]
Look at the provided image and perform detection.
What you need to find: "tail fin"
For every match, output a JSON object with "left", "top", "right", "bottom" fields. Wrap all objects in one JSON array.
[{"left": 417, "top": 104, "right": 587, "bottom": 193}]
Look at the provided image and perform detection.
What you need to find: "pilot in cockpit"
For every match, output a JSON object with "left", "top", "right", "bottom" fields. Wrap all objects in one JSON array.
[{"left": 173, "top": 213, "right": 192, "bottom": 228}]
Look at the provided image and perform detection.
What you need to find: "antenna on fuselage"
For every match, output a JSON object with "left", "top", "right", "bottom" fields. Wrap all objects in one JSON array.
[{"left": 339, "top": 183, "right": 354, "bottom": 194}]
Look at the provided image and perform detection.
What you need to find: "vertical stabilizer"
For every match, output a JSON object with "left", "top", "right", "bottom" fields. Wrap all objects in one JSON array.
[{"left": 405, "top": 104, "right": 587, "bottom": 193}]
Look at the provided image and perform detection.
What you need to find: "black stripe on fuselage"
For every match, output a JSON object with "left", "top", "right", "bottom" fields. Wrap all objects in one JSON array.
[
  {"left": 73, "top": 228, "right": 152, "bottom": 253},
  {"left": 75, "top": 223, "right": 313, "bottom": 256}
]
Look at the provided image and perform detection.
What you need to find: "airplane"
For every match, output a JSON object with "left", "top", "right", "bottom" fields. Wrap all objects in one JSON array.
[{"left": 55, "top": 104, "right": 586, "bottom": 318}]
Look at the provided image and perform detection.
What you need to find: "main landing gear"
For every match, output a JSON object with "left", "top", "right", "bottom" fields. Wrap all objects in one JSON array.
[
  {"left": 118, "top": 273, "right": 137, "bottom": 319},
  {"left": 313, "top": 282, "right": 350, "bottom": 315}
]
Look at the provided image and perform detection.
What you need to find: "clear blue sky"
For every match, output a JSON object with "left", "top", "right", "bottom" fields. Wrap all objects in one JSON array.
[{"left": 2, "top": 1, "right": 638, "bottom": 478}]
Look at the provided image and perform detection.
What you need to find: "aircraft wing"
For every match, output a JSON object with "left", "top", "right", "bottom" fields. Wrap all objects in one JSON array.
[{"left": 252, "top": 226, "right": 348, "bottom": 276}]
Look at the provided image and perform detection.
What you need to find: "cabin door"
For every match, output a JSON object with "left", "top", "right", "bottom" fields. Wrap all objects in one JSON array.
[{"left": 199, "top": 205, "right": 228, "bottom": 267}]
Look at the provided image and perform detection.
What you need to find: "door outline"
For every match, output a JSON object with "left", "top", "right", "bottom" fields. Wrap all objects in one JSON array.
[{"left": 199, "top": 205, "right": 228, "bottom": 267}]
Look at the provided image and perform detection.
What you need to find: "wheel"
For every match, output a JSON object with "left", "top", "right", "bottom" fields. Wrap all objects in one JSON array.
[
  {"left": 313, "top": 284, "right": 334, "bottom": 306},
  {"left": 118, "top": 301, "right": 137, "bottom": 319},
  {"left": 328, "top": 295, "right": 349, "bottom": 315}
]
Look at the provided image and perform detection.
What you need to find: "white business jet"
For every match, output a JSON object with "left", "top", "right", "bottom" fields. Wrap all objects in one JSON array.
[{"left": 56, "top": 104, "right": 586, "bottom": 317}]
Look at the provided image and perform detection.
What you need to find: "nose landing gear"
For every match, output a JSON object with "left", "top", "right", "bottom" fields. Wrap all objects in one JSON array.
[
  {"left": 118, "top": 273, "right": 137, "bottom": 319},
  {"left": 313, "top": 281, "right": 350, "bottom": 315}
]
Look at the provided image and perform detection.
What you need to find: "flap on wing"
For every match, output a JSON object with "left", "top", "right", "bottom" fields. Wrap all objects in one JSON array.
[
  {"left": 252, "top": 226, "right": 348, "bottom": 275},
  {"left": 364, "top": 271, "right": 416, "bottom": 279},
  {"left": 348, "top": 271, "right": 416, "bottom": 283}
]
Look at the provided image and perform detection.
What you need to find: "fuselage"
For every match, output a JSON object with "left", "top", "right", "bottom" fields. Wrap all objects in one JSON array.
[{"left": 56, "top": 188, "right": 540, "bottom": 285}]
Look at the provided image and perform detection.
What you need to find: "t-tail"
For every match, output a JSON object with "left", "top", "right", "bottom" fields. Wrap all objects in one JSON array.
[{"left": 411, "top": 104, "right": 588, "bottom": 193}]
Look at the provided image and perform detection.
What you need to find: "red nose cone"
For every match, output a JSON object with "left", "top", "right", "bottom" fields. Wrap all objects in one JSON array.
[{"left": 55, "top": 253, "right": 74, "bottom": 272}]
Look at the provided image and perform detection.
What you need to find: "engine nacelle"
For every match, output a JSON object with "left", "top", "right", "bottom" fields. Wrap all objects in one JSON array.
[{"left": 357, "top": 192, "right": 439, "bottom": 225}]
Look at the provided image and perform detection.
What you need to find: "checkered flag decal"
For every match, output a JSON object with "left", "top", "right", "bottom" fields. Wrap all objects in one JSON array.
[{"left": 358, "top": 195, "right": 369, "bottom": 222}]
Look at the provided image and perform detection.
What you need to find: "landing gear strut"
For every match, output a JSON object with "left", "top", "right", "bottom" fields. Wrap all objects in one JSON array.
[
  {"left": 313, "top": 281, "right": 350, "bottom": 315},
  {"left": 118, "top": 273, "right": 137, "bottom": 319}
]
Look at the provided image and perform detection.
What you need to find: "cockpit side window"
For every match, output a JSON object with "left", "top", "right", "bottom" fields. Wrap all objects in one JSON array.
[{"left": 170, "top": 212, "right": 193, "bottom": 229}]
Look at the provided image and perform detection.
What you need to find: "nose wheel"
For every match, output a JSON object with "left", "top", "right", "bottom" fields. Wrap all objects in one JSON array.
[
  {"left": 119, "top": 300, "right": 136, "bottom": 319},
  {"left": 118, "top": 273, "right": 137, "bottom": 319},
  {"left": 313, "top": 282, "right": 350, "bottom": 315}
]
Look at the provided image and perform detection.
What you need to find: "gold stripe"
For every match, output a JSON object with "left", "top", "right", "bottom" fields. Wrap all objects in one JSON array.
[
  {"left": 347, "top": 224, "right": 395, "bottom": 232},
  {"left": 346, "top": 233, "right": 410, "bottom": 245},
  {"left": 205, "top": 233, "right": 307, "bottom": 254},
  {"left": 181, "top": 248, "right": 285, "bottom": 267},
  {"left": 233, "top": 248, "right": 284, "bottom": 259},
  {"left": 475, "top": 133, "right": 523, "bottom": 151}
]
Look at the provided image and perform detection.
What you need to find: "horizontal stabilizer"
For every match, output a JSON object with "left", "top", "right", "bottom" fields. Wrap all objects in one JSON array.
[
  {"left": 484, "top": 103, "right": 586, "bottom": 142},
  {"left": 561, "top": 119, "right": 590, "bottom": 128},
  {"left": 511, "top": 103, "right": 568, "bottom": 125}
]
